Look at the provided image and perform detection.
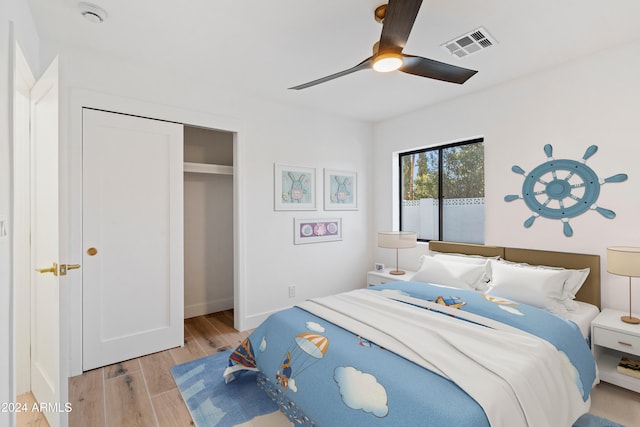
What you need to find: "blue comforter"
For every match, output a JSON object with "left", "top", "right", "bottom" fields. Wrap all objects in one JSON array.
[{"left": 225, "top": 282, "right": 596, "bottom": 426}]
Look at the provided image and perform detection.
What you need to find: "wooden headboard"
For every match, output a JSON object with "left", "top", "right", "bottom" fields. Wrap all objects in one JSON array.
[{"left": 429, "top": 241, "right": 601, "bottom": 309}]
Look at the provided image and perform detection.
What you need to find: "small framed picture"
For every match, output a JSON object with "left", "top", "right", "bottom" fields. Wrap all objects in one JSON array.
[
  {"left": 324, "top": 169, "right": 357, "bottom": 210},
  {"left": 294, "top": 218, "right": 342, "bottom": 244},
  {"left": 375, "top": 263, "right": 385, "bottom": 271},
  {"left": 274, "top": 164, "right": 316, "bottom": 211}
]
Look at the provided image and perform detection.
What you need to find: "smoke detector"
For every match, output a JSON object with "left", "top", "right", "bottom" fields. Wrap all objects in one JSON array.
[
  {"left": 79, "top": 2, "right": 108, "bottom": 23},
  {"left": 442, "top": 27, "right": 496, "bottom": 58}
]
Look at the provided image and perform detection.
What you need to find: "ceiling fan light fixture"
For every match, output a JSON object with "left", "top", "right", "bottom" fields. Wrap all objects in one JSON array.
[{"left": 373, "top": 52, "right": 403, "bottom": 73}]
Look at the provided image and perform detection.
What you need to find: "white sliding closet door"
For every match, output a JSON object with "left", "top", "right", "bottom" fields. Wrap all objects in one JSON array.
[{"left": 82, "top": 108, "right": 184, "bottom": 370}]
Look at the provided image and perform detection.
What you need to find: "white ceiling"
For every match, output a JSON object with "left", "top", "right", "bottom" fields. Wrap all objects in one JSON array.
[{"left": 26, "top": 0, "right": 640, "bottom": 122}]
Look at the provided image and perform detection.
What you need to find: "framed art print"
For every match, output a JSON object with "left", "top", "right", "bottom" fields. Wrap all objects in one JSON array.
[
  {"left": 324, "top": 169, "right": 357, "bottom": 210},
  {"left": 294, "top": 218, "right": 342, "bottom": 244},
  {"left": 274, "top": 164, "right": 316, "bottom": 211}
]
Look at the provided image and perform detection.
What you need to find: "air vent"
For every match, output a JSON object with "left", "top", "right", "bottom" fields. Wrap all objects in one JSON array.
[{"left": 442, "top": 27, "right": 496, "bottom": 58}]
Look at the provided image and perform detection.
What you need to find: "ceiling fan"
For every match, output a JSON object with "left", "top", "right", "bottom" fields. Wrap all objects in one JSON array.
[{"left": 289, "top": 0, "right": 478, "bottom": 90}]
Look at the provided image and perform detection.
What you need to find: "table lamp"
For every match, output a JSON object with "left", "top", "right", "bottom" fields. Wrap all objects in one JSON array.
[
  {"left": 378, "top": 231, "right": 417, "bottom": 275},
  {"left": 607, "top": 246, "right": 640, "bottom": 324}
]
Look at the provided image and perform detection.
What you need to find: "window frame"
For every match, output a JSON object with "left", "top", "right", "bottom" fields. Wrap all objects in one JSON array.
[{"left": 398, "top": 137, "right": 485, "bottom": 243}]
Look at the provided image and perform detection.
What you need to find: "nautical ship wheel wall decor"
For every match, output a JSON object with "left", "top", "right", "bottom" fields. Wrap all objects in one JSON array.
[{"left": 504, "top": 144, "right": 628, "bottom": 237}]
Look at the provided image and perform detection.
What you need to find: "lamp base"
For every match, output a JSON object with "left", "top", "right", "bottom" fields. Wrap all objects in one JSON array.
[
  {"left": 621, "top": 315, "right": 640, "bottom": 325},
  {"left": 389, "top": 270, "right": 406, "bottom": 275}
]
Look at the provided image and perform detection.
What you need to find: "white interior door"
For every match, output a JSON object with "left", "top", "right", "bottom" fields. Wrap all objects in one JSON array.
[
  {"left": 30, "top": 58, "right": 64, "bottom": 427},
  {"left": 82, "top": 108, "right": 184, "bottom": 370},
  {"left": 13, "top": 41, "right": 36, "bottom": 397}
]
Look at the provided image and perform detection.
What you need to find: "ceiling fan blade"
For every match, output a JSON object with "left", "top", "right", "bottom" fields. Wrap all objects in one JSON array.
[
  {"left": 289, "top": 57, "right": 373, "bottom": 90},
  {"left": 378, "top": 0, "right": 423, "bottom": 53},
  {"left": 400, "top": 54, "right": 477, "bottom": 84}
]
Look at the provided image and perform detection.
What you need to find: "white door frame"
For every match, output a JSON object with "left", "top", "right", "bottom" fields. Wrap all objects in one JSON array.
[{"left": 68, "top": 89, "right": 246, "bottom": 375}]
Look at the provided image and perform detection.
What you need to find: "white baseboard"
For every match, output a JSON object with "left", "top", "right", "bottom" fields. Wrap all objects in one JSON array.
[
  {"left": 242, "top": 305, "right": 294, "bottom": 330},
  {"left": 184, "top": 298, "right": 234, "bottom": 319},
  {"left": 185, "top": 301, "right": 294, "bottom": 330}
]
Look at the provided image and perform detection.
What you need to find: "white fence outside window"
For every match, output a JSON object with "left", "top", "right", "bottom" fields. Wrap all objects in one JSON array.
[{"left": 403, "top": 197, "right": 485, "bottom": 243}]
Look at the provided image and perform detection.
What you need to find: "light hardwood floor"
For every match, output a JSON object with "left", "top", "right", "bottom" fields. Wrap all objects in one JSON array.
[
  {"left": 18, "top": 310, "right": 250, "bottom": 427},
  {"left": 16, "top": 310, "right": 640, "bottom": 427}
]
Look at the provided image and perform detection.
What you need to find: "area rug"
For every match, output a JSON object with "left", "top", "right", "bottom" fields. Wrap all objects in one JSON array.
[
  {"left": 171, "top": 350, "right": 624, "bottom": 427},
  {"left": 170, "top": 350, "right": 289, "bottom": 427}
]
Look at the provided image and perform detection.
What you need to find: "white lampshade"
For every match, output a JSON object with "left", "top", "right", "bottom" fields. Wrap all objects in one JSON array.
[
  {"left": 378, "top": 231, "right": 417, "bottom": 249},
  {"left": 607, "top": 246, "right": 640, "bottom": 277},
  {"left": 378, "top": 231, "right": 417, "bottom": 276},
  {"left": 607, "top": 246, "right": 640, "bottom": 324}
]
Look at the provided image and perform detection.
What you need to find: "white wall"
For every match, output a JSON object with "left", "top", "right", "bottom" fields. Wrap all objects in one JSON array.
[
  {"left": 238, "top": 98, "right": 373, "bottom": 322},
  {"left": 1, "top": 0, "right": 40, "bottom": 425},
  {"left": 373, "top": 40, "right": 640, "bottom": 312},
  {"left": 42, "top": 44, "right": 373, "bottom": 333}
]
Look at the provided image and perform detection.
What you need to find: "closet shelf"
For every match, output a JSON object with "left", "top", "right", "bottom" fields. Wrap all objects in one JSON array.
[{"left": 184, "top": 162, "right": 233, "bottom": 175}]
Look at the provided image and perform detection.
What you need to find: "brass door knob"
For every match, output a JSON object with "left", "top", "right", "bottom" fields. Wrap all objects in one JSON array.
[
  {"left": 87, "top": 247, "right": 98, "bottom": 256},
  {"left": 36, "top": 263, "right": 58, "bottom": 276}
]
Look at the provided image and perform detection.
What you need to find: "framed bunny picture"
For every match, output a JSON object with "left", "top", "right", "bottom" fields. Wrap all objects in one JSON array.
[
  {"left": 324, "top": 169, "right": 357, "bottom": 210},
  {"left": 274, "top": 164, "right": 316, "bottom": 211}
]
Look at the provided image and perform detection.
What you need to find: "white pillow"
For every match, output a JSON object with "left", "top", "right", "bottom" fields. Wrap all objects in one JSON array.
[
  {"left": 485, "top": 260, "right": 572, "bottom": 314},
  {"left": 493, "top": 259, "right": 589, "bottom": 305},
  {"left": 561, "top": 268, "right": 590, "bottom": 300},
  {"left": 436, "top": 254, "right": 498, "bottom": 286},
  {"left": 432, "top": 251, "right": 498, "bottom": 264},
  {"left": 411, "top": 256, "right": 489, "bottom": 291},
  {"left": 418, "top": 252, "right": 498, "bottom": 289}
]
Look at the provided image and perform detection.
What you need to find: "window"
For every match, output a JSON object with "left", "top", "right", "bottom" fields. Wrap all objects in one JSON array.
[{"left": 399, "top": 138, "right": 485, "bottom": 243}]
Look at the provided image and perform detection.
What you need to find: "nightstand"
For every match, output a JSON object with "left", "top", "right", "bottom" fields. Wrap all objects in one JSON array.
[
  {"left": 367, "top": 268, "right": 417, "bottom": 287},
  {"left": 591, "top": 308, "right": 640, "bottom": 393}
]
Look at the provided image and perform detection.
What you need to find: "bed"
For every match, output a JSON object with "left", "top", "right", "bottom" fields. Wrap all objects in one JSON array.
[{"left": 224, "top": 242, "right": 601, "bottom": 427}]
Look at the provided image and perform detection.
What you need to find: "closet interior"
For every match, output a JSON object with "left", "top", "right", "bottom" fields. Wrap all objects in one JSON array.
[{"left": 183, "top": 125, "right": 234, "bottom": 318}]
